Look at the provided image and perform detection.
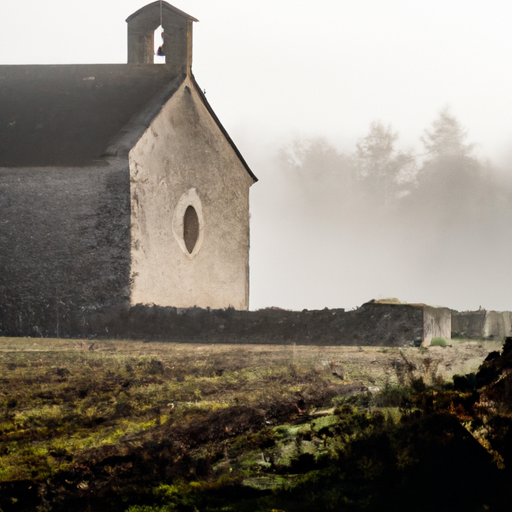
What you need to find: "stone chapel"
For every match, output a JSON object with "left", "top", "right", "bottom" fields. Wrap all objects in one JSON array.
[{"left": 0, "top": 1, "right": 257, "bottom": 337}]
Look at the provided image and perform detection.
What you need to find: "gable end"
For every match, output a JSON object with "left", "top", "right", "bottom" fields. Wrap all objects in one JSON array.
[{"left": 190, "top": 73, "right": 258, "bottom": 183}]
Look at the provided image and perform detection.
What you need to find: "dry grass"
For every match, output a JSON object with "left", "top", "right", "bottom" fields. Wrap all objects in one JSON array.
[{"left": 0, "top": 336, "right": 500, "bottom": 482}]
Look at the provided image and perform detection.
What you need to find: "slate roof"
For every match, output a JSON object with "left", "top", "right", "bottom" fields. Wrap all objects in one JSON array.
[
  {"left": 0, "top": 63, "right": 256, "bottom": 181},
  {"left": 0, "top": 64, "right": 180, "bottom": 167}
]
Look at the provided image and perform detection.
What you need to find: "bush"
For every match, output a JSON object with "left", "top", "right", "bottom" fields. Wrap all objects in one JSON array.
[
  {"left": 374, "top": 386, "right": 409, "bottom": 408},
  {"left": 430, "top": 337, "right": 447, "bottom": 347},
  {"left": 453, "top": 373, "right": 477, "bottom": 391}
]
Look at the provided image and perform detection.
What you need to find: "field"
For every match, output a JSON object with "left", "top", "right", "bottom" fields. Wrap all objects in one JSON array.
[{"left": 0, "top": 337, "right": 509, "bottom": 511}]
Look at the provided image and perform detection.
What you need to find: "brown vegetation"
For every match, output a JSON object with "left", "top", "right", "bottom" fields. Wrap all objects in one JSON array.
[{"left": 0, "top": 337, "right": 508, "bottom": 511}]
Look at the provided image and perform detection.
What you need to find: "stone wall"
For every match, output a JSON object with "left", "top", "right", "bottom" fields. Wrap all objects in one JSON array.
[
  {"left": 110, "top": 302, "right": 426, "bottom": 346},
  {"left": 423, "top": 305, "right": 451, "bottom": 345},
  {"left": 0, "top": 163, "right": 131, "bottom": 337},
  {"left": 129, "top": 76, "right": 253, "bottom": 310},
  {"left": 452, "top": 310, "right": 512, "bottom": 339},
  {"left": 0, "top": 302, "right": 439, "bottom": 347}
]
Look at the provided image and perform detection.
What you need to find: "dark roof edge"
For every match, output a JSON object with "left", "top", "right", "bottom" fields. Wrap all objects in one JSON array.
[
  {"left": 126, "top": 1, "right": 198, "bottom": 23},
  {"left": 190, "top": 73, "right": 258, "bottom": 183},
  {"left": 103, "top": 73, "right": 187, "bottom": 159}
]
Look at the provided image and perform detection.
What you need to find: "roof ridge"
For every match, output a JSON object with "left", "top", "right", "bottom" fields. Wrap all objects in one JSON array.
[{"left": 126, "top": 1, "right": 198, "bottom": 23}]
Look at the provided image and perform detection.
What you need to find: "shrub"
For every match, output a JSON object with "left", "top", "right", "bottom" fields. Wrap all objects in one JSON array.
[
  {"left": 410, "top": 377, "right": 427, "bottom": 393},
  {"left": 430, "top": 337, "right": 447, "bottom": 347},
  {"left": 126, "top": 506, "right": 174, "bottom": 512},
  {"left": 374, "top": 386, "right": 409, "bottom": 408},
  {"left": 453, "top": 373, "right": 477, "bottom": 391}
]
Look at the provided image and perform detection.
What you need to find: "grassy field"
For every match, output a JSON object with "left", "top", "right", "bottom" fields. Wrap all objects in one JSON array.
[{"left": 0, "top": 337, "right": 508, "bottom": 511}]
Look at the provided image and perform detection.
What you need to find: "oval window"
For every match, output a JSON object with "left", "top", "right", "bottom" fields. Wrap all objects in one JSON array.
[
  {"left": 172, "top": 188, "right": 204, "bottom": 258},
  {"left": 183, "top": 205, "right": 199, "bottom": 254}
]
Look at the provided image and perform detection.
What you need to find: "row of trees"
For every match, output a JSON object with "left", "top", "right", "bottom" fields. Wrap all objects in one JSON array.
[
  {"left": 277, "top": 108, "right": 509, "bottom": 224},
  {"left": 250, "top": 107, "right": 512, "bottom": 311}
]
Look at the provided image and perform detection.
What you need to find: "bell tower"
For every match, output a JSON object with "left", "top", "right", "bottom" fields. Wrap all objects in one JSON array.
[{"left": 126, "top": 1, "right": 198, "bottom": 73}]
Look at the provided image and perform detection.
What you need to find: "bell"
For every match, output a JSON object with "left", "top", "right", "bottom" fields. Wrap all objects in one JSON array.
[{"left": 156, "top": 30, "right": 165, "bottom": 56}]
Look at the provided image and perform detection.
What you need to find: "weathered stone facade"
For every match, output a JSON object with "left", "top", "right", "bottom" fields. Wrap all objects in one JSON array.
[
  {"left": 127, "top": 1, "right": 196, "bottom": 71},
  {"left": 0, "top": 163, "right": 131, "bottom": 337},
  {"left": 423, "top": 305, "right": 452, "bottom": 345},
  {"left": 129, "top": 76, "right": 253, "bottom": 310}
]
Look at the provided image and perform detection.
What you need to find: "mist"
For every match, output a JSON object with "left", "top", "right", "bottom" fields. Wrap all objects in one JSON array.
[
  {"left": 1, "top": 0, "right": 512, "bottom": 312},
  {"left": 247, "top": 110, "right": 512, "bottom": 312}
]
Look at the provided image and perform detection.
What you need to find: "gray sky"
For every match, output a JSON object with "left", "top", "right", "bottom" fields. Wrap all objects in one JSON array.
[
  {"left": 2, "top": 0, "right": 512, "bottom": 161},
  {"left": 1, "top": 0, "right": 512, "bottom": 311}
]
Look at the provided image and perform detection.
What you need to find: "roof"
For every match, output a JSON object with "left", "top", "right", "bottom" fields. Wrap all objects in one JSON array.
[
  {"left": 0, "top": 64, "right": 179, "bottom": 167},
  {"left": 126, "top": 1, "right": 198, "bottom": 23},
  {"left": 0, "top": 63, "right": 256, "bottom": 182}
]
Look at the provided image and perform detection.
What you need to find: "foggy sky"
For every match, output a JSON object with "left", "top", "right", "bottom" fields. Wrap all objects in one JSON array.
[{"left": 1, "top": 0, "right": 511, "bottom": 312}]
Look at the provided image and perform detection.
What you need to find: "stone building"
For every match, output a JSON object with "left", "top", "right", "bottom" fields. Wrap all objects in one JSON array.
[
  {"left": 452, "top": 309, "right": 512, "bottom": 339},
  {"left": 0, "top": 1, "right": 257, "bottom": 337}
]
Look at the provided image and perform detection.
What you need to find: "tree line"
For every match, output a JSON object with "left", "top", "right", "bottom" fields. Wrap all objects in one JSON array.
[
  {"left": 277, "top": 107, "right": 511, "bottom": 227},
  {"left": 250, "top": 107, "right": 512, "bottom": 311}
]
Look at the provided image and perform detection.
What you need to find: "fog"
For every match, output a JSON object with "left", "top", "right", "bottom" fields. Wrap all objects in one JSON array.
[
  {"left": 249, "top": 115, "right": 512, "bottom": 312},
  {"left": 1, "top": 0, "right": 512, "bottom": 312}
]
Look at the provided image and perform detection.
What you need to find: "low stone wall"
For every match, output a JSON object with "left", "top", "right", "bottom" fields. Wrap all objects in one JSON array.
[
  {"left": 452, "top": 310, "right": 512, "bottom": 339},
  {"left": 111, "top": 302, "right": 427, "bottom": 346},
  {"left": 0, "top": 301, "right": 451, "bottom": 347}
]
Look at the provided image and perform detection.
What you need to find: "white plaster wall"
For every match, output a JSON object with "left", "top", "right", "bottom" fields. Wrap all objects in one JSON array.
[
  {"left": 483, "top": 311, "right": 512, "bottom": 339},
  {"left": 129, "top": 76, "right": 254, "bottom": 309},
  {"left": 423, "top": 306, "right": 451, "bottom": 345}
]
